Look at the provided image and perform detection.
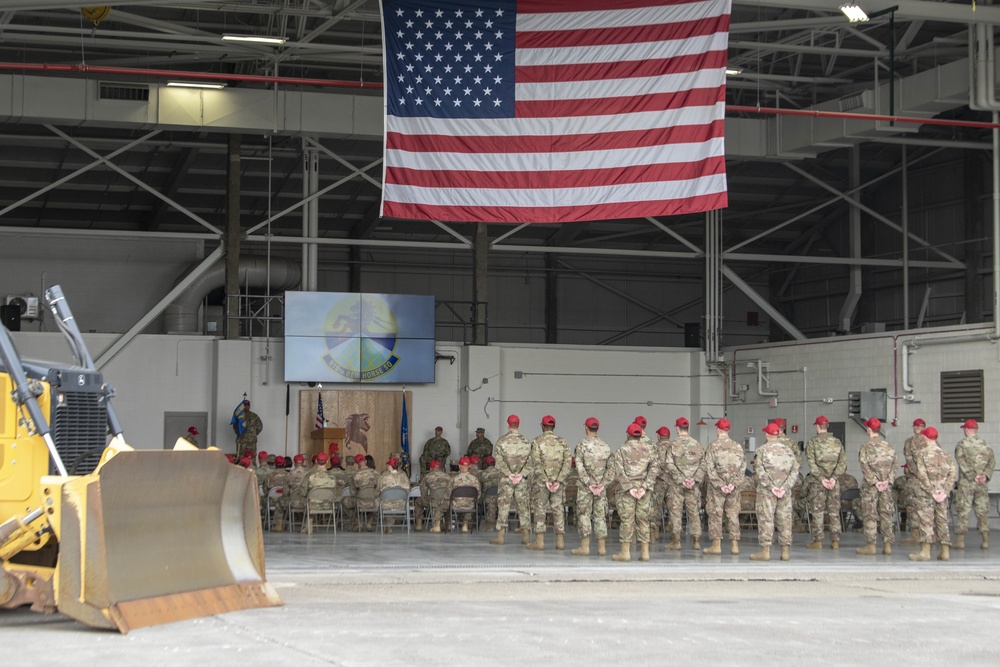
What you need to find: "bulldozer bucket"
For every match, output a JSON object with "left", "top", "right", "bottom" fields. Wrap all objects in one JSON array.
[{"left": 51, "top": 449, "right": 281, "bottom": 633}]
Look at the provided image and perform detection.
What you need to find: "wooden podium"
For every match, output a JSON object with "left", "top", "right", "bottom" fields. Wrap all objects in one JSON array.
[{"left": 309, "top": 427, "right": 346, "bottom": 459}]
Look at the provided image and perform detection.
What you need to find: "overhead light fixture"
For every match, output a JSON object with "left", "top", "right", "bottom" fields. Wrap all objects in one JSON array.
[
  {"left": 839, "top": 4, "right": 870, "bottom": 22},
  {"left": 167, "top": 81, "right": 226, "bottom": 89},
  {"left": 725, "top": 67, "right": 743, "bottom": 76},
  {"left": 222, "top": 33, "right": 287, "bottom": 45}
]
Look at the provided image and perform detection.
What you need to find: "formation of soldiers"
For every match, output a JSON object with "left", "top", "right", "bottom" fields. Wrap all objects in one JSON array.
[{"left": 245, "top": 414, "right": 994, "bottom": 563}]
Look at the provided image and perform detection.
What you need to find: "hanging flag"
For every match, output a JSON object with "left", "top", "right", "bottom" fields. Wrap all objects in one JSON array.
[
  {"left": 230, "top": 399, "right": 247, "bottom": 437},
  {"left": 315, "top": 393, "right": 326, "bottom": 430},
  {"left": 400, "top": 393, "right": 410, "bottom": 459},
  {"left": 380, "top": 0, "right": 730, "bottom": 224}
]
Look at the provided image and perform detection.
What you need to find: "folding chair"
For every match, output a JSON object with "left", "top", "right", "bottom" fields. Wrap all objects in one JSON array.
[
  {"left": 481, "top": 485, "right": 498, "bottom": 526},
  {"left": 378, "top": 486, "right": 412, "bottom": 534},
  {"left": 449, "top": 485, "right": 480, "bottom": 532},
  {"left": 305, "top": 487, "right": 339, "bottom": 535},
  {"left": 840, "top": 487, "right": 862, "bottom": 531},
  {"left": 355, "top": 484, "right": 378, "bottom": 531},
  {"left": 739, "top": 489, "right": 757, "bottom": 530},
  {"left": 265, "top": 486, "right": 283, "bottom": 530},
  {"left": 339, "top": 486, "right": 351, "bottom": 530}
]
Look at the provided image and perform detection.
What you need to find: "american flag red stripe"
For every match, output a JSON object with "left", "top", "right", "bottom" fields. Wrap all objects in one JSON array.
[{"left": 380, "top": 0, "right": 730, "bottom": 224}]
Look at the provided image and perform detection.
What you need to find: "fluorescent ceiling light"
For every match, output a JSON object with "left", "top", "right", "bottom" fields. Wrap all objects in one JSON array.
[
  {"left": 222, "top": 33, "right": 287, "bottom": 45},
  {"left": 725, "top": 68, "right": 743, "bottom": 76},
  {"left": 167, "top": 81, "right": 226, "bottom": 89},
  {"left": 839, "top": 4, "right": 870, "bottom": 22}
]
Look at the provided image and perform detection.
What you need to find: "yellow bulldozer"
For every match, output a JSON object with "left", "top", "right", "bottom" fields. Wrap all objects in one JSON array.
[{"left": 0, "top": 286, "right": 281, "bottom": 633}]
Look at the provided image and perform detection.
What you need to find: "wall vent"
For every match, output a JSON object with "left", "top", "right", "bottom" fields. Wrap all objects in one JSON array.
[
  {"left": 940, "top": 370, "right": 984, "bottom": 423},
  {"left": 98, "top": 82, "right": 150, "bottom": 101}
]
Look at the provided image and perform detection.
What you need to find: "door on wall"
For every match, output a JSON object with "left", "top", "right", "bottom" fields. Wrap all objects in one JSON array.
[{"left": 164, "top": 412, "right": 209, "bottom": 449}]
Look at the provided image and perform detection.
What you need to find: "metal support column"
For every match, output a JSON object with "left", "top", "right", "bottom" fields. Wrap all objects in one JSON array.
[
  {"left": 838, "top": 146, "right": 862, "bottom": 333},
  {"left": 225, "top": 134, "right": 242, "bottom": 340},
  {"left": 301, "top": 144, "right": 320, "bottom": 292},
  {"left": 705, "top": 210, "right": 722, "bottom": 362},
  {"left": 902, "top": 145, "right": 910, "bottom": 328},
  {"left": 473, "top": 222, "right": 489, "bottom": 345},
  {"left": 545, "top": 253, "right": 558, "bottom": 344}
]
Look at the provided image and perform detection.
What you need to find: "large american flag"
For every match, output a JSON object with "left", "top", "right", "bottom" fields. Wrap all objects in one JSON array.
[{"left": 380, "top": 0, "right": 730, "bottom": 224}]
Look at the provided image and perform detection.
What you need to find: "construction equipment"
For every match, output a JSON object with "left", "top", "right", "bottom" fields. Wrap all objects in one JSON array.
[{"left": 0, "top": 285, "right": 281, "bottom": 633}]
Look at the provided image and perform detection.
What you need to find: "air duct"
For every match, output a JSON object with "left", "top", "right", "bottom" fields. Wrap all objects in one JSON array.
[{"left": 164, "top": 256, "right": 301, "bottom": 334}]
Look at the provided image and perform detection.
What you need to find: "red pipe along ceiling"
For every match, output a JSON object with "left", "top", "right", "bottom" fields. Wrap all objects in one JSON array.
[{"left": 1, "top": 63, "right": 1000, "bottom": 130}]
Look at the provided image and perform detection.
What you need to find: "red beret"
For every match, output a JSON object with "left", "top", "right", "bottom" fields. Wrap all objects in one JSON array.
[
  {"left": 541, "top": 415, "right": 556, "bottom": 427},
  {"left": 507, "top": 415, "right": 520, "bottom": 426},
  {"left": 459, "top": 456, "right": 471, "bottom": 466},
  {"left": 634, "top": 416, "right": 647, "bottom": 428},
  {"left": 656, "top": 426, "right": 671, "bottom": 438},
  {"left": 258, "top": 450, "right": 269, "bottom": 460},
  {"left": 316, "top": 452, "right": 328, "bottom": 463},
  {"left": 962, "top": 419, "right": 979, "bottom": 429},
  {"left": 354, "top": 454, "right": 366, "bottom": 464},
  {"left": 716, "top": 418, "right": 731, "bottom": 431},
  {"left": 912, "top": 418, "right": 926, "bottom": 427},
  {"left": 814, "top": 415, "right": 830, "bottom": 426},
  {"left": 585, "top": 417, "right": 600, "bottom": 430},
  {"left": 627, "top": 423, "right": 642, "bottom": 437},
  {"left": 864, "top": 418, "right": 882, "bottom": 431},
  {"left": 920, "top": 427, "right": 939, "bottom": 440},
  {"left": 675, "top": 417, "right": 690, "bottom": 429},
  {"left": 429, "top": 460, "right": 442, "bottom": 469},
  {"left": 762, "top": 423, "right": 781, "bottom": 436},
  {"left": 293, "top": 454, "right": 305, "bottom": 463},
  {"left": 485, "top": 456, "right": 496, "bottom": 465}
]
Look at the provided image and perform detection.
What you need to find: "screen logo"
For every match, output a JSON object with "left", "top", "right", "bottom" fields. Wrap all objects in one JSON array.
[{"left": 321, "top": 294, "right": 401, "bottom": 381}]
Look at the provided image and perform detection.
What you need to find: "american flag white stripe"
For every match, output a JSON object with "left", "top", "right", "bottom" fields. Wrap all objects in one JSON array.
[{"left": 380, "top": 0, "right": 730, "bottom": 224}]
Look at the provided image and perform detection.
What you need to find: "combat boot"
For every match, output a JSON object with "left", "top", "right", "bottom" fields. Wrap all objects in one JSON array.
[
  {"left": 521, "top": 528, "right": 531, "bottom": 545},
  {"left": 639, "top": 542, "right": 650, "bottom": 562},
  {"left": 730, "top": 540, "right": 740, "bottom": 555},
  {"left": 526, "top": 533, "right": 545, "bottom": 550},
  {"left": 883, "top": 543, "right": 892, "bottom": 555},
  {"left": 908, "top": 542, "right": 931, "bottom": 561},
  {"left": 702, "top": 538, "right": 722, "bottom": 554},
  {"left": 693, "top": 536, "right": 702, "bottom": 550},
  {"left": 780, "top": 545, "right": 790, "bottom": 561},
  {"left": 555, "top": 533, "right": 565, "bottom": 550},
  {"left": 489, "top": 529, "right": 506, "bottom": 545},
  {"left": 856, "top": 543, "right": 877, "bottom": 555},
  {"left": 938, "top": 544, "right": 950, "bottom": 561},
  {"left": 612, "top": 542, "right": 631, "bottom": 562},
  {"left": 954, "top": 533, "right": 965, "bottom": 549},
  {"left": 597, "top": 538, "right": 607, "bottom": 556},
  {"left": 830, "top": 539, "right": 839, "bottom": 550},
  {"left": 750, "top": 545, "right": 771, "bottom": 561},
  {"left": 571, "top": 537, "right": 591, "bottom": 556},
  {"left": 805, "top": 541, "right": 823, "bottom": 549},
  {"left": 429, "top": 519, "right": 442, "bottom": 533},
  {"left": 982, "top": 530, "right": 990, "bottom": 549},
  {"left": 461, "top": 523, "right": 469, "bottom": 533},
  {"left": 901, "top": 529, "right": 919, "bottom": 545},
  {"left": 415, "top": 514, "right": 424, "bottom": 531},
  {"left": 666, "top": 535, "right": 682, "bottom": 551}
]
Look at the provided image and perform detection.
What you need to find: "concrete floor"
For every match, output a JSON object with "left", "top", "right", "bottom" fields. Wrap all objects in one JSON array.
[{"left": 3, "top": 527, "right": 1000, "bottom": 666}]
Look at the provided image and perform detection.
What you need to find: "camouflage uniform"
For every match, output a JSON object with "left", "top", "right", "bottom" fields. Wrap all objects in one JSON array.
[
  {"left": 342, "top": 467, "right": 379, "bottom": 530},
  {"left": 638, "top": 430, "right": 663, "bottom": 530},
  {"left": 805, "top": 432, "right": 846, "bottom": 543},
  {"left": 419, "top": 436, "right": 451, "bottom": 475},
  {"left": 654, "top": 436, "right": 673, "bottom": 533},
  {"left": 274, "top": 463, "right": 308, "bottom": 530},
  {"left": 754, "top": 440, "right": 800, "bottom": 547},
  {"left": 778, "top": 435, "right": 803, "bottom": 522},
  {"left": 902, "top": 433, "right": 929, "bottom": 531},
  {"left": 703, "top": 434, "right": 746, "bottom": 542},
  {"left": 466, "top": 436, "right": 494, "bottom": 461},
  {"left": 662, "top": 434, "right": 706, "bottom": 540},
  {"left": 609, "top": 437, "right": 659, "bottom": 544},
  {"left": 450, "top": 471, "right": 482, "bottom": 529},
  {"left": 414, "top": 468, "right": 452, "bottom": 528},
  {"left": 912, "top": 441, "right": 956, "bottom": 545},
  {"left": 529, "top": 431, "right": 572, "bottom": 535},
  {"left": 954, "top": 435, "right": 995, "bottom": 536},
  {"left": 574, "top": 435, "right": 612, "bottom": 539},
  {"left": 378, "top": 469, "right": 411, "bottom": 511},
  {"left": 858, "top": 435, "right": 899, "bottom": 545},
  {"left": 235, "top": 409, "right": 263, "bottom": 461},
  {"left": 183, "top": 433, "right": 199, "bottom": 446},
  {"left": 493, "top": 428, "right": 533, "bottom": 532},
  {"left": 481, "top": 466, "right": 505, "bottom": 526},
  {"left": 302, "top": 467, "right": 340, "bottom": 534}
]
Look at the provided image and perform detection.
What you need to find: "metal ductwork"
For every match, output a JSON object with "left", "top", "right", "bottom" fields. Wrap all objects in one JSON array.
[{"left": 164, "top": 257, "right": 301, "bottom": 334}]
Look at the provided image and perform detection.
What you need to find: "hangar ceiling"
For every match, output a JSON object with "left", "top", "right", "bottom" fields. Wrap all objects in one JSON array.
[{"left": 0, "top": 0, "right": 995, "bottom": 341}]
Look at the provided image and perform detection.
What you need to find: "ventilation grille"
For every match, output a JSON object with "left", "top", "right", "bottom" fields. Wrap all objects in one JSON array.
[
  {"left": 98, "top": 82, "right": 150, "bottom": 101},
  {"left": 940, "top": 370, "right": 984, "bottom": 423},
  {"left": 50, "top": 390, "right": 108, "bottom": 475}
]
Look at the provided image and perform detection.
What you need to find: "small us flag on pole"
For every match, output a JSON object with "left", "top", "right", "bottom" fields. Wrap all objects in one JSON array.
[{"left": 315, "top": 393, "right": 326, "bottom": 430}]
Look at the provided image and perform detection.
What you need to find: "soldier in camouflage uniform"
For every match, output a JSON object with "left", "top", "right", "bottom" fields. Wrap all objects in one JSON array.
[
  {"left": 773, "top": 418, "right": 804, "bottom": 525},
  {"left": 377, "top": 457, "right": 411, "bottom": 533},
  {"left": 609, "top": 423, "right": 660, "bottom": 562},
  {"left": 302, "top": 452, "right": 340, "bottom": 534},
  {"left": 663, "top": 418, "right": 706, "bottom": 551},
  {"left": 633, "top": 416, "right": 661, "bottom": 541},
  {"left": 183, "top": 426, "right": 199, "bottom": 446},
  {"left": 908, "top": 427, "right": 957, "bottom": 561},
  {"left": 805, "top": 415, "right": 846, "bottom": 549},
  {"left": 490, "top": 415, "right": 534, "bottom": 545},
  {"left": 751, "top": 423, "right": 800, "bottom": 561},
  {"left": 953, "top": 419, "right": 995, "bottom": 550},
  {"left": 856, "top": 418, "right": 898, "bottom": 555},
  {"left": 264, "top": 455, "right": 289, "bottom": 531},
  {"left": 466, "top": 428, "right": 494, "bottom": 461},
  {"left": 526, "top": 415, "right": 572, "bottom": 550},
  {"left": 414, "top": 459, "right": 452, "bottom": 532},
  {"left": 342, "top": 454, "right": 380, "bottom": 531},
  {"left": 571, "top": 418, "right": 612, "bottom": 557},
  {"left": 481, "top": 455, "right": 503, "bottom": 527},
  {"left": 450, "top": 457, "right": 482, "bottom": 533},
  {"left": 653, "top": 426, "right": 673, "bottom": 539},
  {"left": 273, "top": 454, "right": 309, "bottom": 532},
  {"left": 702, "top": 420, "right": 746, "bottom": 555},
  {"left": 901, "top": 418, "right": 928, "bottom": 544},
  {"left": 234, "top": 400, "right": 263, "bottom": 462},
  {"left": 419, "top": 426, "right": 451, "bottom": 475}
]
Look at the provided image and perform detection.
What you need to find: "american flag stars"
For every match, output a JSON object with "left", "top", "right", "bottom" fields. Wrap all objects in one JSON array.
[{"left": 385, "top": 1, "right": 516, "bottom": 118}]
